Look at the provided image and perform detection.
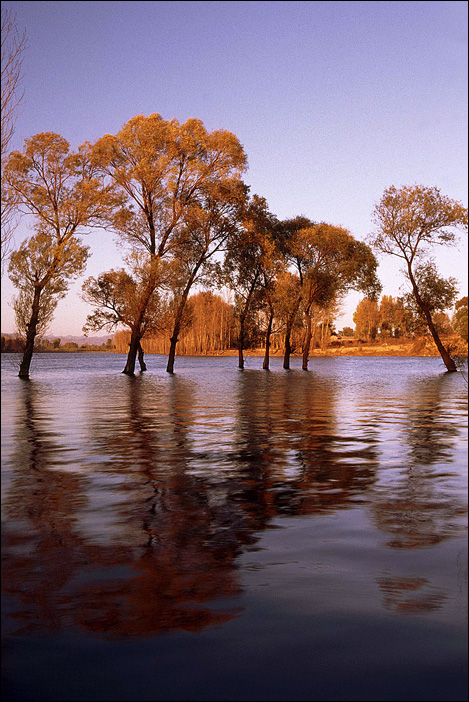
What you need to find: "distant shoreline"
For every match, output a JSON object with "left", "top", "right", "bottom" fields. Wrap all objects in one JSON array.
[
  {"left": 2, "top": 333, "right": 467, "bottom": 358},
  {"left": 2, "top": 347, "right": 467, "bottom": 358}
]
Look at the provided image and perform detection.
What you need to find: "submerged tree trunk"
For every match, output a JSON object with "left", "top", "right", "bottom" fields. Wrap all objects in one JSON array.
[
  {"left": 237, "top": 280, "right": 258, "bottom": 371},
  {"left": 166, "top": 297, "right": 190, "bottom": 373},
  {"left": 167, "top": 333, "right": 179, "bottom": 374},
  {"left": 423, "top": 308, "right": 457, "bottom": 372},
  {"left": 137, "top": 341, "right": 147, "bottom": 371},
  {"left": 283, "top": 297, "right": 301, "bottom": 370},
  {"left": 263, "top": 311, "right": 274, "bottom": 370},
  {"left": 283, "top": 310, "right": 297, "bottom": 370},
  {"left": 238, "top": 317, "right": 245, "bottom": 370},
  {"left": 302, "top": 308, "right": 312, "bottom": 371},
  {"left": 123, "top": 326, "right": 143, "bottom": 375},
  {"left": 18, "top": 285, "right": 42, "bottom": 379},
  {"left": 123, "top": 266, "right": 158, "bottom": 374},
  {"left": 166, "top": 262, "right": 204, "bottom": 374},
  {"left": 408, "top": 265, "right": 457, "bottom": 372},
  {"left": 283, "top": 330, "right": 292, "bottom": 370}
]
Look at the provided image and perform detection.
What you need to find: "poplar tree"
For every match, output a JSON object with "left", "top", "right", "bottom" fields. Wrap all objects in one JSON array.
[
  {"left": 370, "top": 185, "right": 468, "bottom": 371},
  {"left": 224, "top": 194, "right": 280, "bottom": 370},
  {"left": 4, "top": 132, "right": 117, "bottom": 378},
  {"left": 165, "top": 178, "right": 245, "bottom": 373},
  {"left": 278, "top": 219, "right": 381, "bottom": 369},
  {"left": 88, "top": 113, "right": 247, "bottom": 375}
]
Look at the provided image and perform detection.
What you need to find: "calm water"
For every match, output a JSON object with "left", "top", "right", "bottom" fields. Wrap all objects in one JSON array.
[{"left": 1, "top": 353, "right": 467, "bottom": 702}]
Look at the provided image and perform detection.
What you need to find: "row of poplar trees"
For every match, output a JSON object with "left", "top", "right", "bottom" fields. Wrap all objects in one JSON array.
[{"left": 3, "top": 113, "right": 467, "bottom": 378}]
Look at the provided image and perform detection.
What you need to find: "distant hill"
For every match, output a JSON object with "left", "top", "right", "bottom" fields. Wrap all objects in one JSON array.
[{"left": 1, "top": 333, "right": 112, "bottom": 346}]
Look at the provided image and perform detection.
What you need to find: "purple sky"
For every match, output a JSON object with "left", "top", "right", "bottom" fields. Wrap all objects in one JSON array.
[{"left": 1, "top": 0, "right": 467, "bottom": 336}]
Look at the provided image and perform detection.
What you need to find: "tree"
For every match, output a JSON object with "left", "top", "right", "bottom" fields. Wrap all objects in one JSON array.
[
  {"left": 3, "top": 132, "right": 117, "bottom": 379},
  {"left": 224, "top": 194, "right": 280, "bottom": 369},
  {"left": 258, "top": 260, "right": 289, "bottom": 370},
  {"left": 278, "top": 219, "right": 381, "bottom": 369},
  {"left": 82, "top": 262, "right": 172, "bottom": 370},
  {"left": 88, "top": 113, "right": 247, "bottom": 374},
  {"left": 452, "top": 297, "right": 468, "bottom": 342},
  {"left": 275, "top": 216, "right": 313, "bottom": 369},
  {"left": 10, "top": 230, "right": 89, "bottom": 365},
  {"left": 370, "top": 185, "right": 468, "bottom": 371},
  {"left": 377, "top": 295, "right": 414, "bottom": 339},
  {"left": 1, "top": 9, "right": 26, "bottom": 273},
  {"left": 353, "top": 298, "right": 380, "bottom": 341},
  {"left": 165, "top": 178, "right": 245, "bottom": 373}
]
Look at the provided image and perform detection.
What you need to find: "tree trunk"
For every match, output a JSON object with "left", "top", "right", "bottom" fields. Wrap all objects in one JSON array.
[
  {"left": 408, "top": 264, "right": 457, "bottom": 372},
  {"left": 238, "top": 317, "right": 245, "bottom": 370},
  {"left": 302, "top": 309, "right": 312, "bottom": 371},
  {"left": 283, "top": 297, "right": 301, "bottom": 370},
  {"left": 166, "top": 262, "right": 203, "bottom": 373},
  {"left": 123, "top": 256, "right": 160, "bottom": 374},
  {"left": 283, "top": 328, "right": 292, "bottom": 370},
  {"left": 166, "top": 298, "right": 189, "bottom": 373},
  {"left": 137, "top": 341, "right": 147, "bottom": 371},
  {"left": 18, "top": 286, "right": 42, "bottom": 379},
  {"left": 424, "top": 308, "right": 457, "bottom": 371},
  {"left": 263, "top": 312, "right": 274, "bottom": 370},
  {"left": 123, "top": 326, "right": 142, "bottom": 375},
  {"left": 167, "top": 333, "right": 179, "bottom": 373}
]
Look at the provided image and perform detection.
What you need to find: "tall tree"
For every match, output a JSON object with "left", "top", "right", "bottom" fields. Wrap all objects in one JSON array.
[
  {"left": 3, "top": 132, "right": 117, "bottom": 379},
  {"left": 258, "top": 261, "right": 289, "bottom": 370},
  {"left": 279, "top": 220, "right": 381, "bottom": 369},
  {"left": 353, "top": 298, "right": 380, "bottom": 341},
  {"left": 9, "top": 230, "right": 88, "bottom": 369},
  {"left": 370, "top": 185, "right": 467, "bottom": 371},
  {"left": 224, "top": 194, "right": 279, "bottom": 369},
  {"left": 1, "top": 9, "right": 26, "bottom": 273},
  {"left": 165, "top": 178, "right": 245, "bottom": 373},
  {"left": 88, "top": 113, "right": 246, "bottom": 374},
  {"left": 275, "top": 216, "right": 313, "bottom": 369}
]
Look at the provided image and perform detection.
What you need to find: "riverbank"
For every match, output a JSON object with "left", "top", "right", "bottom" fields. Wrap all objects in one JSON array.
[
  {"left": 2, "top": 336, "right": 467, "bottom": 358},
  {"left": 208, "top": 336, "right": 468, "bottom": 359}
]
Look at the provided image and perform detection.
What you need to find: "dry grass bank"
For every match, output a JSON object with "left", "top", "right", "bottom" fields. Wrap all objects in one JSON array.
[{"left": 218, "top": 335, "right": 468, "bottom": 359}]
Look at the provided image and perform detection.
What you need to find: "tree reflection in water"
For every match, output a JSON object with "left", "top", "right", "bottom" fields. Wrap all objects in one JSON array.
[
  {"left": 2, "top": 364, "right": 466, "bottom": 639},
  {"left": 2, "top": 381, "right": 93, "bottom": 634},
  {"left": 233, "top": 370, "right": 380, "bottom": 517},
  {"left": 371, "top": 372, "right": 467, "bottom": 614},
  {"left": 376, "top": 576, "right": 448, "bottom": 615},
  {"left": 371, "top": 373, "right": 466, "bottom": 551}
]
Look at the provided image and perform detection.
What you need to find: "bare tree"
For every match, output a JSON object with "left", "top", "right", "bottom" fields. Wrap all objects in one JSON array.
[{"left": 1, "top": 9, "right": 27, "bottom": 272}]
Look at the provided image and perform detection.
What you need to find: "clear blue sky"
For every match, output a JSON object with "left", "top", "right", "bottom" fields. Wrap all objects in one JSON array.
[{"left": 2, "top": 0, "right": 467, "bottom": 336}]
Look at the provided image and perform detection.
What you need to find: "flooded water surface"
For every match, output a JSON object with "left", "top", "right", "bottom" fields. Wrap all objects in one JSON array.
[{"left": 1, "top": 354, "right": 467, "bottom": 701}]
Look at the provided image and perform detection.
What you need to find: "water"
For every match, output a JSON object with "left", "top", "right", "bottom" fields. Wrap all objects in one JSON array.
[{"left": 1, "top": 353, "right": 467, "bottom": 701}]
